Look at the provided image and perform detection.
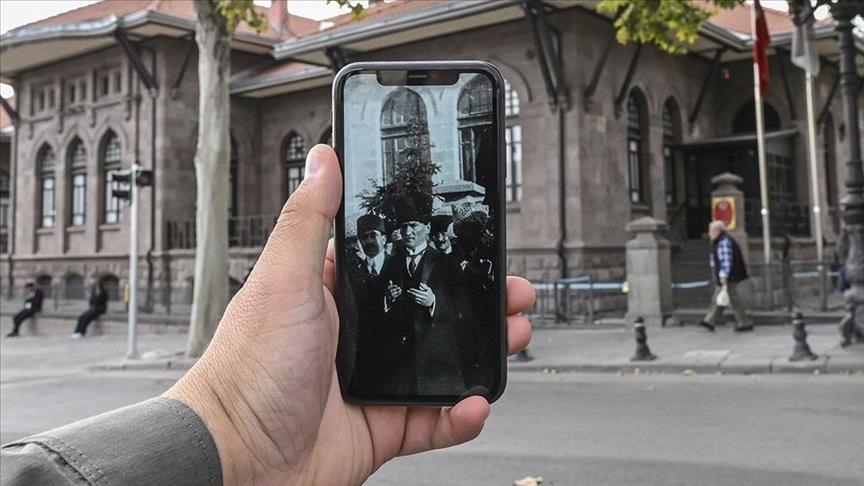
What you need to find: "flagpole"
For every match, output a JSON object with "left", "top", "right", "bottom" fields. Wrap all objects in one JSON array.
[
  {"left": 804, "top": 72, "right": 827, "bottom": 310},
  {"left": 752, "top": 3, "right": 773, "bottom": 309}
]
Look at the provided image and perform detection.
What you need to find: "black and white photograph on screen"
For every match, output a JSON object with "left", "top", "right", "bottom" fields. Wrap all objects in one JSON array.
[{"left": 340, "top": 72, "right": 501, "bottom": 399}]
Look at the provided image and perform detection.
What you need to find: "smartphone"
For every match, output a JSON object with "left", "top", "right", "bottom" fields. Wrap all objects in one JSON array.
[{"left": 332, "top": 61, "right": 507, "bottom": 406}]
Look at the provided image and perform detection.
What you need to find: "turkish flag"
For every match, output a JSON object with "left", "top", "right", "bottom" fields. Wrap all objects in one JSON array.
[{"left": 753, "top": 0, "right": 771, "bottom": 94}]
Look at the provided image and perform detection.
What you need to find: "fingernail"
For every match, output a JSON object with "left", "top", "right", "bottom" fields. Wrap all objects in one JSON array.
[{"left": 305, "top": 145, "right": 324, "bottom": 179}]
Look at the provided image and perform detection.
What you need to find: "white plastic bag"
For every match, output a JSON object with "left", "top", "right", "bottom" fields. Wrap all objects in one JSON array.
[{"left": 715, "top": 285, "right": 730, "bottom": 307}]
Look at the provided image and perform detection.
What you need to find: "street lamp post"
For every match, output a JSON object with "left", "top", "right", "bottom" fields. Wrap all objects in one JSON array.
[{"left": 834, "top": 2, "right": 864, "bottom": 344}]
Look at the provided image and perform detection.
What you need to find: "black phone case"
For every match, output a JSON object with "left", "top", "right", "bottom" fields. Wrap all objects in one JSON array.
[{"left": 332, "top": 61, "right": 507, "bottom": 406}]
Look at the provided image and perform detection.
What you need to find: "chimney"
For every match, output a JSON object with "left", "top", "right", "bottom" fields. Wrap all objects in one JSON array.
[{"left": 268, "top": 0, "right": 291, "bottom": 35}]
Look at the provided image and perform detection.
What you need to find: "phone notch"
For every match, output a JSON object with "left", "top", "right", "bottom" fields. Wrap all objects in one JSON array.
[{"left": 376, "top": 70, "right": 459, "bottom": 86}]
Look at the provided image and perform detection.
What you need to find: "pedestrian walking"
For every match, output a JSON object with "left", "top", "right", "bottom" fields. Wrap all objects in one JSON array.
[
  {"left": 5, "top": 283, "right": 44, "bottom": 337},
  {"left": 700, "top": 220, "right": 754, "bottom": 332},
  {"left": 70, "top": 282, "right": 109, "bottom": 338}
]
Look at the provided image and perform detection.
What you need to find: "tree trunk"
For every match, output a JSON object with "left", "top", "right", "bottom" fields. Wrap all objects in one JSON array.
[{"left": 187, "top": 0, "right": 231, "bottom": 357}]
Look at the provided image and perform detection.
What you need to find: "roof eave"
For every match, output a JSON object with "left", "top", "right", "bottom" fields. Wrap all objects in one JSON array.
[{"left": 271, "top": 0, "right": 519, "bottom": 61}]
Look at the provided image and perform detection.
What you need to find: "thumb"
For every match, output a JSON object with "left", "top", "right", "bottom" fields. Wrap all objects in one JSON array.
[{"left": 253, "top": 145, "right": 342, "bottom": 289}]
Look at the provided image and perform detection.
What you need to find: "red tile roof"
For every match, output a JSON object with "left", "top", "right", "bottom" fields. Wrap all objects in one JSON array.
[
  {"left": 708, "top": 2, "right": 832, "bottom": 36},
  {"left": 12, "top": 0, "right": 319, "bottom": 39},
  {"left": 319, "top": 0, "right": 448, "bottom": 33}
]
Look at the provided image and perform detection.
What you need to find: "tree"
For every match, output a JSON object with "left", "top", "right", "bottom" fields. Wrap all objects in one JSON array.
[
  {"left": 596, "top": 0, "right": 741, "bottom": 54},
  {"left": 187, "top": 0, "right": 266, "bottom": 357}
]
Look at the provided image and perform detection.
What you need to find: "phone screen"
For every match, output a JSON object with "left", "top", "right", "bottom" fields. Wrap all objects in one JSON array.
[{"left": 335, "top": 64, "right": 505, "bottom": 404}]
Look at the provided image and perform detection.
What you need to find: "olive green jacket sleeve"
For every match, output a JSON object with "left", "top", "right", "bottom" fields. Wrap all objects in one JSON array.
[{"left": 1, "top": 397, "right": 222, "bottom": 486}]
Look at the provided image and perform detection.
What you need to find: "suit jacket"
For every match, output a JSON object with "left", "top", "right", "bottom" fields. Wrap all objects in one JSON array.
[
  {"left": 378, "top": 246, "right": 467, "bottom": 396},
  {"left": 24, "top": 289, "right": 44, "bottom": 312},
  {"left": 90, "top": 291, "right": 109, "bottom": 313},
  {"left": 345, "top": 252, "right": 393, "bottom": 396}
]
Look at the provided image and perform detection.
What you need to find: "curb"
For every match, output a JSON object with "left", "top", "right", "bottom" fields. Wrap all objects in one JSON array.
[
  {"left": 508, "top": 356, "right": 864, "bottom": 376},
  {"left": 92, "top": 357, "right": 197, "bottom": 372}
]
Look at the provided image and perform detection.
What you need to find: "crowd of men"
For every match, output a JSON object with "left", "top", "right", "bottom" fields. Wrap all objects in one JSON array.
[{"left": 341, "top": 203, "right": 499, "bottom": 399}]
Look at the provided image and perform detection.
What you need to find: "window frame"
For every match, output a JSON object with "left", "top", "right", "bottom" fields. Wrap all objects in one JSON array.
[
  {"left": 37, "top": 145, "right": 57, "bottom": 228},
  {"left": 379, "top": 88, "right": 430, "bottom": 183},
  {"left": 101, "top": 131, "right": 124, "bottom": 224},
  {"left": 503, "top": 79, "right": 522, "bottom": 203},
  {"left": 283, "top": 132, "right": 306, "bottom": 198},
  {"left": 68, "top": 138, "right": 87, "bottom": 227},
  {"left": 626, "top": 90, "right": 648, "bottom": 206}
]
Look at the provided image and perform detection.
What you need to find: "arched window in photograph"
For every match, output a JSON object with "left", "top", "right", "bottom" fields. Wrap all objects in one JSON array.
[
  {"left": 284, "top": 131, "right": 306, "bottom": 198},
  {"left": 101, "top": 131, "right": 123, "bottom": 224},
  {"left": 37, "top": 145, "right": 56, "bottom": 228},
  {"left": 229, "top": 137, "right": 238, "bottom": 216},
  {"left": 627, "top": 89, "right": 649, "bottom": 204},
  {"left": 68, "top": 137, "right": 87, "bottom": 226},
  {"left": 662, "top": 98, "right": 681, "bottom": 206},
  {"left": 380, "top": 88, "right": 430, "bottom": 182},
  {"left": 320, "top": 126, "right": 332, "bottom": 146},
  {"left": 503, "top": 79, "right": 522, "bottom": 202},
  {"left": 457, "top": 76, "right": 493, "bottom": 182}
]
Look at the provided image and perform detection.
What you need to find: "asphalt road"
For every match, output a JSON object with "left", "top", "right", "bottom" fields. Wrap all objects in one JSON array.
[{"left": 2, "top": 337, "right": 863, "bottom": 485}]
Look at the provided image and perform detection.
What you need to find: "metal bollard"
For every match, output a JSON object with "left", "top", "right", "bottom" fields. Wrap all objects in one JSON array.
[
  {"left": 630, "top": 317, "right": 658, "bottom": 362},
  {"left": 789, "top": 312, "right": 818, "bottom": 362}
]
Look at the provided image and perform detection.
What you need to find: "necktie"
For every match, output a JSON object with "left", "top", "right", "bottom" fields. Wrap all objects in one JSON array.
[
  {"left": 367, "top": 258, "right": 378, "bottom": 277},
  {"left": 408, "top": 254, "right": 418, "bottom": 275}
]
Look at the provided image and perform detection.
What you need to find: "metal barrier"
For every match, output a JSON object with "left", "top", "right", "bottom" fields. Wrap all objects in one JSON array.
[
  {"left": 527, "top": 276, "right": 627, "bottom": 324},
  {"left": 165, "top": 214, "right": 278, "bottom": 250}
]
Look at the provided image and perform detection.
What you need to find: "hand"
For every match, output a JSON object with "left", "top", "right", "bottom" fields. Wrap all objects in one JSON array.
[
  {"left": 386, "top": 280, "right": 402, "bottom": 301},
  {"left": 164, "top": 145, "right": 534, "bottom": 486},
  {"left": 407, "top": 282, "right": 435, "bottom": 308}
]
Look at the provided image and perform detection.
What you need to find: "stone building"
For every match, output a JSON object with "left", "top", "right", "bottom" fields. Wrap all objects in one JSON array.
[{"left": 0, "top": 0, "right": 860, "bottom": 308}]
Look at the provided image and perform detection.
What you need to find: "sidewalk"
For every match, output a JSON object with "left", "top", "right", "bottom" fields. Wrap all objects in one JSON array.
[
  {"left": 3, "top": 322, "right": 862, "bottom": 377},
  {"left": 512, "top": 324, "right": 864, "bottom": 375}
]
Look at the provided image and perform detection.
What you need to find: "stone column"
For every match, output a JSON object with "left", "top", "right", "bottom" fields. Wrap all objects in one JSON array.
[
  {"left": 710, "top": 172, "right": 749, "bottom": 263},
  {"left": 625, "top": 217, "right": 672, "bottom": 327}
]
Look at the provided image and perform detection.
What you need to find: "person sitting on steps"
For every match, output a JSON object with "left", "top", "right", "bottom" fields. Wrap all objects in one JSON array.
[
  {"left": 5, "top": 283, "right": 44, "bottom": 338},
  {"left": 70, "top": 282, "right": 109, "bottom": 339}
]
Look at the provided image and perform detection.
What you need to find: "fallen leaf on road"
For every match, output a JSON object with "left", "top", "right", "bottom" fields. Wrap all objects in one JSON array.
[
  {"left": 514, "top": 476, "right": 543, "bottom": 486},
  {"left": 682, "top": 369, "right": 697, "bottom": 376},
  {"left": 634, "top": 367, "right": 643, "bottom": 375}
]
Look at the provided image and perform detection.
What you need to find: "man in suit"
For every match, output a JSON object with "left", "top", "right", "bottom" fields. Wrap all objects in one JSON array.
[
  {"left": 346, "top": 214, "right": 392, "bottom": 396},
  {"left": 429, "top": 214, "right": 454, "bottom": 255},
  {"left": 6, "top": 283, "right": 44, "bottom": 337},
  {"left": 380, "top": 209, "right": 467, "bottom": 396}
]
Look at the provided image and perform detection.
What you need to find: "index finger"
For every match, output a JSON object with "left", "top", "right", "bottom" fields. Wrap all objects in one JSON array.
[{"left": 506, "top": 276, "right": 535, "bottom": 315}]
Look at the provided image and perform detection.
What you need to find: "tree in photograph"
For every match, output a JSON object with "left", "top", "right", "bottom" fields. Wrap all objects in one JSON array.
[{"left": 187, "top": 0, "right": 266, "bottom": 358}]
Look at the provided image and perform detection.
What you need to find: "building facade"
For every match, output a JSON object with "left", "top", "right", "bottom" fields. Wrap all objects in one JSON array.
[{"left": 0, "top": 0, "right": 860, "bottom": 307}]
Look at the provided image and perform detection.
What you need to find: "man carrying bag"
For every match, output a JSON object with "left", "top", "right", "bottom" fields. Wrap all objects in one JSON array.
[{"left": 700, "top": 221, "right": 754, "bottom": 332}]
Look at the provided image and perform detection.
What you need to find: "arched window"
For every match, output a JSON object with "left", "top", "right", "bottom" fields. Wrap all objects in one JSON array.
[
  {"left": 67, "top": 137, "right": 87, "bottom": 226},
  {"left": 627, "top": 89, "right": 649, "bottom": 205},
  {"left": 503, "top": 79, "right": 522, "bottom": 202},
  {"left": 320, "top": 126, "right": 332, "bottom": 146},
  {"left": 0, "top": 169, "right": 9, "bottom": 254},
  {"left": 229, "top": 137, "right": 238, "bottom": 216},
  {"left": 36, "top": 274, "right": 53, "bottom": 298},
  {"left": 101, "top": 131, "right": 123, "bottom": 224},
  {"left": 64, "top": 273, "right": 85, "bottom": 299},
  {"left": 457, "top": 75, "right": 494, "bottom": 183},
  {"left": 732, "top": 98, "right": 781, "bottom": 133},
  {"left": 380, "top": 88, "right": 430, "bottom": 182},
  {"left": 99, "top": 274, "right": 120, "bottom": 301},
  {"left": 284, "top": 132, "right": 305, "bottom": 198},
  {"left": 823, "top": 113, "right": 838, "bottom": 209},
  {"left": 662, "top": 98, "right": 681, "bottom": 206},
  {"left": 37, "top": 145, "right": 56, "bottom": 228}
]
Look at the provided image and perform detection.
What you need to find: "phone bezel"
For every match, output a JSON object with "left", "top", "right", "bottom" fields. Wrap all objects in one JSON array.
[{"left": 332, "top": 61, "right": 508, "bottom": 406}]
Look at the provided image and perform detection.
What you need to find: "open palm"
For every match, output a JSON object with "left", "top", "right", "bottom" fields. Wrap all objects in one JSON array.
[{"left": 166, "top": 145, "right": 534, "bottom": 485}]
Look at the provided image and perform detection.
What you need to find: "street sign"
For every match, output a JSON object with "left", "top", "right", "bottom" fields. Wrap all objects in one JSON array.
[
  {"left": 711, "top": 196, "right": 736, "bottom": 230},
  {"left": 110, "top": 170, "right": 133, "bottom": 201}
]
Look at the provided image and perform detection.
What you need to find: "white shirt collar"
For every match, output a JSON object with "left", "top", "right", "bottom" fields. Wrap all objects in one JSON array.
[
  {"left": 367, "top": 252, "right": 385, "bottom": 272},
  {"left": 405, "top": 241, "right": 428, "bottom": 258}
]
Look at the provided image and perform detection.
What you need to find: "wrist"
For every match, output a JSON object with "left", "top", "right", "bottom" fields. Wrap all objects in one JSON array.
[{"left": 164, "top": 367, "right": 262, "bottom": 486}]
